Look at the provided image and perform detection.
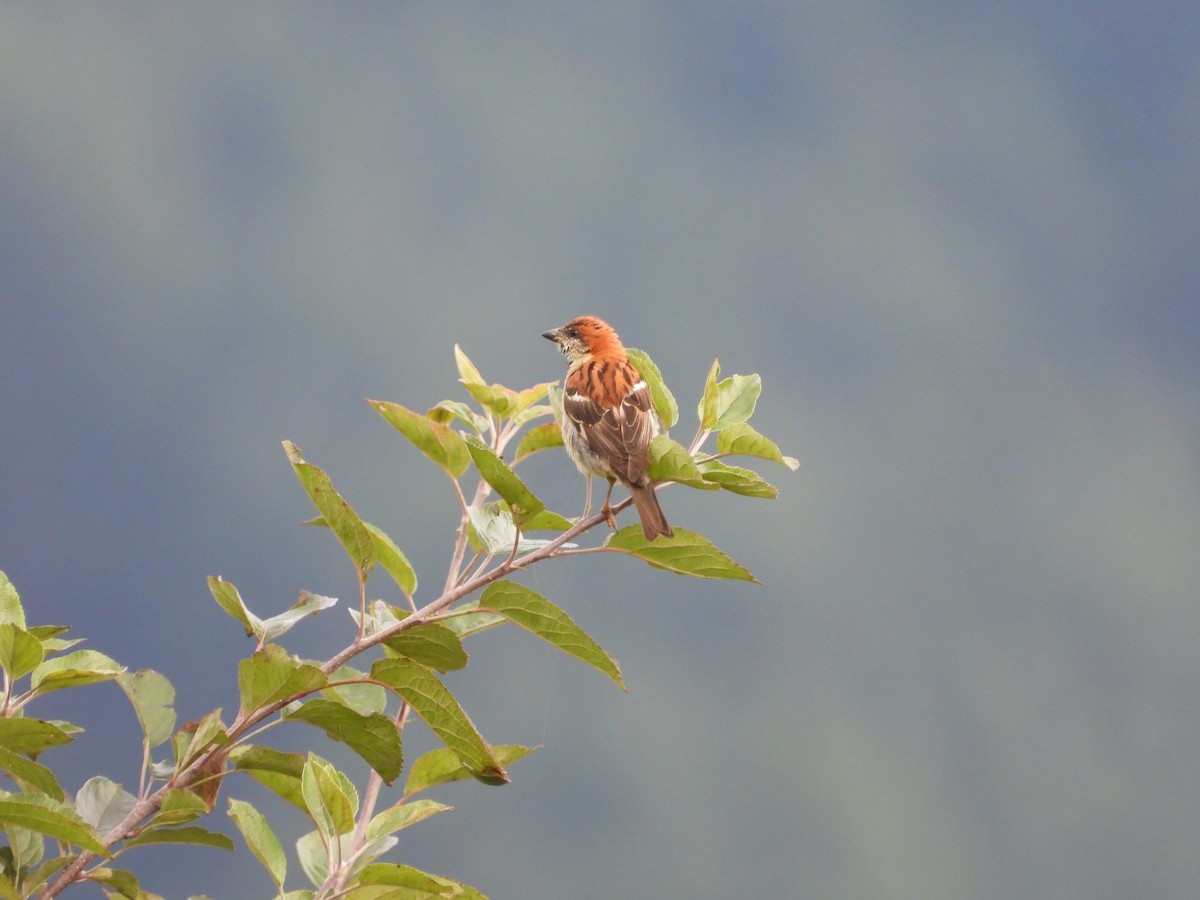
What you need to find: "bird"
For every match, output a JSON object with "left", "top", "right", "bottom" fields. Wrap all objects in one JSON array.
[{"left": 542, "top": 315, "right": 673, "bottom": 540}]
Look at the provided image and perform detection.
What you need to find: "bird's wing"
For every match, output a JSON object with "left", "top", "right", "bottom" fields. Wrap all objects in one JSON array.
[
  {"left": 562, "top": 385, "right": 606, "bottom": 426},
  {"left": 564, "top": 380, "right": 656, "bottom": 484},
  {"left": 616, "top": 382, "right": 656, "bottom": 484}
]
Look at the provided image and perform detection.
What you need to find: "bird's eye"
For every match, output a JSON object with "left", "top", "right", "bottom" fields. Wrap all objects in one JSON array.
[{"left": 565, "top": 327, "right": 579, "bottom": 338}]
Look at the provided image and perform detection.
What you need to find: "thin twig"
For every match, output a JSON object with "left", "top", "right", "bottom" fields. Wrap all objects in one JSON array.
[
  {"left": 443, "top": 476, "right": 493, "bottom": 595},
  {"left": 454, "top": 550, "right": 484, "bottom": 588},
  {"left": 503, "top": 521, "right": 522, "bottom": 568},
  {"left": 550, "top": 546, "right": 610, "bottom": 558},
  {"left": 688, "top": 426, "right": 711, "bottom": 456}
]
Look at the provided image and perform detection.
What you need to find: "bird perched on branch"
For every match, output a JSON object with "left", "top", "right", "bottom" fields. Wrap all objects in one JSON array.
[{"left": 542, "top": 316, "right": 673, "bottom": 540}]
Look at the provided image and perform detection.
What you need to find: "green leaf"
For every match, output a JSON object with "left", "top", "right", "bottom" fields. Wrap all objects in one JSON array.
[
  {"left": 464, "top": 436, "right": 545, "bottom": 525},
  {"left": 604, "top": 527, "right": 760, "bottom": 582},
  {"left": 90, "top": 867, "right": 139, "bottom": 898},
  {"left": 75, "top": 776, "right": 137, "bottom": 835},
  {"left": 383, "top": 623, "right": 468, "bottom": 673},
  {"left": 0, "top": 748, "right": 63, "bottom": 799},
  {"left": 151, "top": 789, "right": 210, "bottom": 827},
  {"left": 482, "top": 383, "right": 551, "bottom": 421},
  {"left": 263, "top": 591, "right": 339, "bottom": 643},
  {"left": 0, "top": 572, "right": 24, "bottom": 628},
  {"left": 2, "top": 868, "right": 22, "bottom": 899},
  {"left": 453, "top": 344, "right": 486, "bottom": 386},
  {"left": 0, "top": 623, "right": 43, "bottom": 681},
  {"left": 698, "top": 363, "right": 762, "bottom": 431},
  {"left": 626, "top": 347, "right": 679, "bottom": 430},
  {"left": 21, "top": 854, "right": 71, "bottom": 895},
  {"left": 715, "top": 422, "right": 800, "bottom": 470},
  {"left": 454, "top": 346, "right": 552, "bottom": 419},
  {"left": 6, "top": 819, "right": 44, "bottom": 872},
  {"left": 301, "top": 754, "right": 357, "bottom": 839},
  {"left": 284, "top": 700, "right": 403, "bottom": 784},
  {"left": 231, "top": 746, "right": 306, "bottom": 811},
  {"left": 366, "top": 800, "right": 451, "bottom": 840},
  {"left": 117, "top": 670, "right": 176, "bottom": 748},
  {"left": 714, "top": 373, "right": 762, "bottom": 429},
  {"left": 513, "top": 421, "right": 564, "bottom": 464},
  {"left": 646, "top": 435, "right": 716, "bottom": 489},
  {"left": 228, "top": 798, "right": 286, "bottom": 890},
  {"left": 237, "top": 645, "right": 328, "bottom": 714},
  {"left": 173, "top": 709, "right": 229, "bottom": 772},
  {"left": 296, "top": 831, "right": 398, "bottom": 889},
  {"left": 208, "top": 576, "right": 256, "bottom": 637},
  {"left": 439, "top": 608, "right": 506, "bottom": 639},
  {"left": 698, "top": 358, "right": 722, "bottom": 429},
  {"left": 427, "top": 399, "right": 489, "bottom": 434},
  {"left": 520, "top": 508, "right": 575, "bottom": 532},
  {"left": 547, "top": 381, "right": 565, "bottom": 427},
  {"left": 404, "top": 745, "right": 536, "bottom": 796},
  {"left": 509, "top": 400, "right": 555, "bottom": 431},
  {"left": 294, "top": 829, "right": 329, "bottom": 888},
  {"left": 0, "top": 794, "right": 107, "bottom": 855},
  {"left": 508, "top": 382, "right": 553, "bottom": 419},
  {"left": 284, "top": 441, "right": 376, "bottom": 581},
  {"left": 324, "top": 665, "right": 388, "bottom": 715},
  {"left": 698, "top": 460, "right": 779, "bottom": 498},
  {"left": 30, "top": 649, "right": 124, "bottom": 694},
  {"left": 357, "top": 861, "right": 486, "bottom": 898},
  {"left": 0, "top": 719, "right": 73, "bottom": 756},
  {"left": 210, "top": 578, "right": 338, "bottom": 644},
  {"left": 26, "top": 625, "right": 69, "bottom": 641},
  {"left": 369, "top": 400, "right": 471, "bottom": 478},
  {"left": 370, "top": 658, "right": 508, "bottom": 785},
  {"left": 469, "top": 512, "right": 573, "bottom": 555},
  {"left": 124, "top": 825, "right": 234, "bottom": 852},
  {"left": 466, "top": 506, "right": 566, "bottom": 557},
  {"left": 460, "top": 381, "right": 520, "bottom": 418},
  {"left": 478, "top": 582, "right": 624, "bottom": 689},
  {"left": 352, "top": 599, "right": 406, "bottom": 638},
  {"left": 363, "top": 522, "right": 417, "bottom": 597}
]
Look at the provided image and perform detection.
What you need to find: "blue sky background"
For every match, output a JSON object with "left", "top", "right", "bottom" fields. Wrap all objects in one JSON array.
[{"left": 2, "top": 4, "right": 1199, "bottom": 898}]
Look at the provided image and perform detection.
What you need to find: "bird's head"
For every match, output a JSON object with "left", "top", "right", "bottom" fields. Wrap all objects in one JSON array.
[{"left": 541, "top": 315, "right": 625, "bottom": 364}]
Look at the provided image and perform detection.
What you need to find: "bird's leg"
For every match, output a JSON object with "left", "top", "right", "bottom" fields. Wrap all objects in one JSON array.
[
  {"left": 600, "top": 478, "right": 618, "bottom": 530},
  {"left": 581, "top": 477, "right": 593, "bottom": 520}
]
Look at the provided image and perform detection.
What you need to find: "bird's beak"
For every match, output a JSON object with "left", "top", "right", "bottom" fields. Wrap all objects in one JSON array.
[{"left": 541, "top": 328, "right": 561, "bottom": 343}]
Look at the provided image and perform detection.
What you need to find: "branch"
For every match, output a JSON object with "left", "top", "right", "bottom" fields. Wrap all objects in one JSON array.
[
  {"left": 325, "top": 702, "right": 410, "bottom": 897},
  {"left": 442, "top": 476, "right": 492, "bottom": 595},
  {"left": 42, "top": 486, "right": 634, "bottom": 897},
  {"left": 32, "top": 346, "right": 789, "bottom": 898}
]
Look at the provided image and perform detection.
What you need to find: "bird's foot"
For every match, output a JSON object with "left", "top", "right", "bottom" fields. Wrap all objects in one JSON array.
[{"left": 601, "top": 502, "right": 618, "bottom": 530}]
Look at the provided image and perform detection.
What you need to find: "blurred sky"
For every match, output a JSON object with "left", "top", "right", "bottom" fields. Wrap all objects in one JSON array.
[{"left": 2, "top": 4, "right": 1199, "bottom": 898}]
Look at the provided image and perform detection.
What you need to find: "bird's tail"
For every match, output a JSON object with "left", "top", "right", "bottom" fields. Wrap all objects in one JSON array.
[{"left": 629, "top": 482, "right": 673, "bottom": 541}]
